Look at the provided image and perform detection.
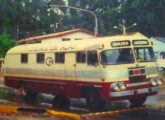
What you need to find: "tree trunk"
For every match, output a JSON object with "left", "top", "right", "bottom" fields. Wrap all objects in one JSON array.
[{"left": 15, "top": 22, "right": 19, "bottom": 40}]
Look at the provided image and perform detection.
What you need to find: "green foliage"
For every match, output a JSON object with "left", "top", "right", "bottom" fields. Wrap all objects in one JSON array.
[
  {"left": 163, "top": 71, "right": 165, "bottom": 77},
  {"left": 0, "top": 33, "right": 16, "bottom": 58},
  {"left": 68, "top": 0, "right": 165, "bottom": 36},
  {"left": 0, "top": 0, "right": 164, "bottom": 38}
]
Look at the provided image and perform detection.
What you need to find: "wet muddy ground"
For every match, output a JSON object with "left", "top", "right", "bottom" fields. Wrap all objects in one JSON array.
[{"left": 1, "top": 76, "right": 165, "bottom": 120}]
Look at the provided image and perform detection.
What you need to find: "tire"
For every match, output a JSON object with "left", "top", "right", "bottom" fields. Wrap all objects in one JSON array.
[
  {"left": 20, "top": 84, "right": 38, "bottom": 104},
  {"left": 129, "top": 97, "right": 147, "bottom": 106},
  {"left": 85, "top": 89, "right": 105, "bottom": 111},
  {"left": 53, "top": 95, "right": 71, "bottom": 110}
]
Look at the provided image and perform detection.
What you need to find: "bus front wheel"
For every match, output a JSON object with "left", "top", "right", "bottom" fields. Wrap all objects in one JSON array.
[{"left": 85, "top": 89, "right": 105, "bottom": 111}]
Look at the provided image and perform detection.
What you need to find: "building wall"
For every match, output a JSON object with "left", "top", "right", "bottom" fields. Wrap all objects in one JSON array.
[
  {"left": 150, "top": 38, "right": 165, "bottom": 53},
  {"left": 41, "top": 32, "right": 95, "bottom": 44}
]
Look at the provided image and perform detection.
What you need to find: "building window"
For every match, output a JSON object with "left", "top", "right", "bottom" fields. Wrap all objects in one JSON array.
[
  {"left": 21, "top": 54, "right": 28, "bottom": 63},
  {"left": 87, "top": 51, "right": 98, "bottom": 65},
  {"left": 55, "top": 52, "right": 65, "bottom": 63},
  {"left": 37, "top": 53, "right": 45, "bottom": 63},
  {"left": 76, "top": 52, "right": 86, "bottom": 63}
]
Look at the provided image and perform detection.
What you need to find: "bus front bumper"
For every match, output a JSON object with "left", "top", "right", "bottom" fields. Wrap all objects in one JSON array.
[{"left": 109, "top": 86, "right": 161, "bottom": 98}]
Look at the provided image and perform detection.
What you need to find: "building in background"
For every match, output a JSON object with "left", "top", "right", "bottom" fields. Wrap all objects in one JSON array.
[
  {"left": 150, "top": 37, "right": 165, "bottom": 54},
  {"left": 18, "top": 28, "right": 102, "bottom": 45},
  {"left": 150, "top": 37, "right": 165, "bottom": 69}
]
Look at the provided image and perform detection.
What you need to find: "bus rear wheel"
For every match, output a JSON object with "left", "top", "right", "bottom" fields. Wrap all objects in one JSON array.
[
  {"left": 129, "top": 97, "right": 147, "bottom": 106},
  {"left": 53, "top": 95, "right": 71, "bottom": 110},
  {"left": 20, "top": 84, "right": 38, "bottom": 104},
  {"left": 86, "top": 89, "right": 105, "bottom": 111}
]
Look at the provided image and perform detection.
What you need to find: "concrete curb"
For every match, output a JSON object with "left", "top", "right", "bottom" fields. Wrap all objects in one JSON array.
[{"left": 0, "top": 106, "right": 80, "bottom": 119}]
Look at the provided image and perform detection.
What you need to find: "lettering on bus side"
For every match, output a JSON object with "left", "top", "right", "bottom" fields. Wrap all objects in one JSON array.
[
  {"left": 111, "top": 40, "right": 131, "bottom": 47},
  {"left": 133, "top": 40, "right": 149, "bottom": 46}
]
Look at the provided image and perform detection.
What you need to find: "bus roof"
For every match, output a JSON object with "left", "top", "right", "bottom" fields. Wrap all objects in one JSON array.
[{"left": 7, "top": 32, "right": 151, "bottom": 54}]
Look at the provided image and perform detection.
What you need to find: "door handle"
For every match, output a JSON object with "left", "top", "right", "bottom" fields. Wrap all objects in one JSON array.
[{"left": 73, "top": 64, "right": 76, "bottom": 67}]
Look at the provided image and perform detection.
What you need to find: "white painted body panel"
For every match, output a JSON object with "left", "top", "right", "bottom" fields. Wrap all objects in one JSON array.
[{"left": 4, "top": 33, "right": 158, "bottom": 82}]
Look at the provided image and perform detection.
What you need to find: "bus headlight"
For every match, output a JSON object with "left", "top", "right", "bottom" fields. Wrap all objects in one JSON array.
[
  {"left": 150, "top": 78, "right": 162, "bottom": 86},
  {"left": 119, "top": 82, "right": 127, "bottom": 90},
  {"left": 113, "top": 85, "right": 120, "bottom": 92},
  {"left": 110, "top": 82, "right": 127, "bottom": 92},
  {"left": 150, "top": 79, "right": 157, "bottom": 86},
  {"left": 156, "top": 79, "right": 163, "bottom": 85}
]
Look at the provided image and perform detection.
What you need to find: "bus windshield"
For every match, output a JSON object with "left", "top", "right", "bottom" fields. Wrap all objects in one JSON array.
[
  {"left": 100, "top": 48, "right": 135, "bottom": 65},
  {"left": 134, "top": 47, "right": 155, "bottom": 62}
]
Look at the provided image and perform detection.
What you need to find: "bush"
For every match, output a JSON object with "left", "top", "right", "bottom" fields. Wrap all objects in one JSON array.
[
  {"left": 163, "top": 71, "right": 165, "bottom": 77},
  {"left": 0, "top": 33, "right": 16, "bottom": 58}
]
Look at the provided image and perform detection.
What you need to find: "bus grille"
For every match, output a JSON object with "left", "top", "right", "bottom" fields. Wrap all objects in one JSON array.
[
  {"left": 128, "top": 67, "right": 146, "bottom": 83},
  {"left": 129, "top": 75, "right": 146, "bottom": 83}
]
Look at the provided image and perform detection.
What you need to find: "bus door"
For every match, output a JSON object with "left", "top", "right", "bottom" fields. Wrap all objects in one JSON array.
[
  {"left": 65, "top": 52, "right": 76, "bottom": 78},
  {"left": 86, "top": 51, "right": 101, "bottom": 82},
  {"left": 76, "top": 51, "right": 101, "bottom": 83},
  {"left": 65, "top": 52, "right": 81, "bottom": 97}
]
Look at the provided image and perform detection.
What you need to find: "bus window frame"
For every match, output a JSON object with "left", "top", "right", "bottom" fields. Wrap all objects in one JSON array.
[
  {"left": 36, "top": 53, "right": 45, "bottom": 64},
  {"left": 87, "top": 50, "right": 99, "bottom": 66},
  {"left": 21, "top": 53, "right": 28, "bottom": 64},
  {"left": 99, "top": 48, "right": 135, "bottom": 65},
  {"left": 76, "top": 51, "right": 86, "bottom": 64},
  {"left": 55, "top": 52, "right": 65, "bottom": 64}
]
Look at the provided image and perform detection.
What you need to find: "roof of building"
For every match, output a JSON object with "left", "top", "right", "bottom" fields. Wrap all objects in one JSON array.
[
  {"left": 18, "top": 28, "right": 102, "bottom": 44},
  {"left": 151, "top": 37, "right": 165, "bottom": 43},
  {"left": 150, "top": 37, "right": 165, "bottom": 52}
]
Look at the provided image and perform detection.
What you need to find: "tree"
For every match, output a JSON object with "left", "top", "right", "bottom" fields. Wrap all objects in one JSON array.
[
  {"left": 67, "top": 0, "right": 122, "bottom": 35},
  {"left": 0, "top": 0, "right": 164, "bottom": 38},
  {"left": 122, "top": 0, "right": 165, "bottom": 36},
  {"left": 0, "top": 33, "right": 16, "bottom": 58}
]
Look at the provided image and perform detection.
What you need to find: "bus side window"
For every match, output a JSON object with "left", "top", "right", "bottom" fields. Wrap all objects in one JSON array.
[
  {"left": 87, "top": 51, "right": 98, "bottom": 65},
  {"left": 37, "top": 53, "right": 45, "bottom": 63},
  {"left": 55, "top": 52, "right": 65, "bottom": 63},
  {"left": 76, "top": 52, "right": 86, "bottom": 63},
  {"left": 21, "top": 54, "right": 28, "bottom": 63}
]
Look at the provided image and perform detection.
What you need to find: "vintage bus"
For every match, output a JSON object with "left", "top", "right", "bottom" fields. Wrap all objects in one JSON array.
[{"left": 4, "top": 33, "right": 162, "bottom": 110}]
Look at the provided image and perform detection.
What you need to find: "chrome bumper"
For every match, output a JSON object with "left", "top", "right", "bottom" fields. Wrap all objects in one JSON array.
[{"left": 109, "top": 86, "right": 161, "bottom": 97}]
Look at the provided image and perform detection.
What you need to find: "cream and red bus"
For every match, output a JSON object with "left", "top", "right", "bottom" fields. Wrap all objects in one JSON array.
[{"left": 4, "top": 33, "right": 162, "bottom": 110}]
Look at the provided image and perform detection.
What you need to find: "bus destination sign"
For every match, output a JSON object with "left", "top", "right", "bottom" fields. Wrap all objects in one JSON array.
[
  {"left": 111, "top": 40, "right": 131, "bottom": 47},
  {"left": 133, "top": 40, "right": 149, "bottom": 46}
]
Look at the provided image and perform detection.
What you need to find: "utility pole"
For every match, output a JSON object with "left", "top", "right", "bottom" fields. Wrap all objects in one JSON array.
[
  {"left": 114, "top": 23, "right": 137, "bottom": 35},
  {"left": 47, "top": 4, "right": 98, "bottom": 37}
]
